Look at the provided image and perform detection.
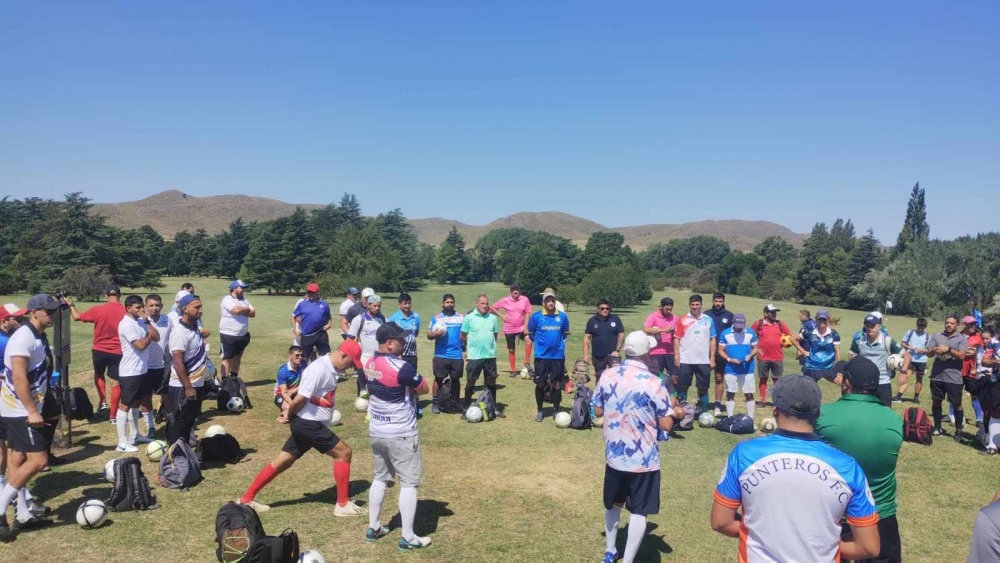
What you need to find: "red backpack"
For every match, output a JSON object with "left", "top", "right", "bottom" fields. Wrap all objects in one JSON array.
[{"left": 903, "top": 407, "right": 933, "bottom": 445}]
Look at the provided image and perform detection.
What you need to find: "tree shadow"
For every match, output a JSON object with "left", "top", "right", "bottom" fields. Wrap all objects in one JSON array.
[
  {"left": 605, "top": 521, "right": 673, "bottom": 562},
  {"left": 50, "top": 435, "right": 109, "bottom": 466},
  {"left": 33, "top": 469, "right": 106, "bottom": 503},
  {"left": 385, "top": 499, "right": 454, "bottom": 536},
  {"left": 267, "top": 479, "right": 372, "bottom": 510}
]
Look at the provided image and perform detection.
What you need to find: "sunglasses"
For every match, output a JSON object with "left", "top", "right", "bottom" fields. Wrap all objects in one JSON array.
[{"left": 598, "top": 306, "right": 610, "bottom": 311}]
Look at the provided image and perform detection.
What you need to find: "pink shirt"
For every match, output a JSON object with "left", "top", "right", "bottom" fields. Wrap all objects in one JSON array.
[
  {"left": 492, "top": 295, "right": 532, "bottom": 335},
  {"left": 644, "top": 311, "right": 677, "bottom": 356}
]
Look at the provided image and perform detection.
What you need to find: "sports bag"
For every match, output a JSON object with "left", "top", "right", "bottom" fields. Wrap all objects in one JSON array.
[
  {"left": 215, "top": 501, "right": 266, "bottom": 563},
  {"left": 218, "top": 375, "right": 252, "bottom": 411},
  {"left": 247, "top": 529, "right": 299, "bottom": 563},
  {"left": 107, "top": 457, "right": 158, "bottom": 511},
  {"left": 570, "top": 384, "right": 593, "bottom": 429},
  {"left": 476, "top": 388, "right": 497, "bottom": 421},
  {"left": 437, "top": 377, "right": 463, "bottom": 414},
  {"left": 902, "top": 407, "right": 933, "bottom": 445},
  {"left": 69, "top": 387, "right": 94, "bottom": 420},
  {"left": 159, "top": 438, "right": 203, "bottom": 489},
  {"left": 714, "top": 413, "right": 755, "bottom": 435},
  {"left": 198, "top": 433, "right": 244, "bottom": 464},
  {"left": 674, "top": 401, "right": 695, "bottom": 431}
]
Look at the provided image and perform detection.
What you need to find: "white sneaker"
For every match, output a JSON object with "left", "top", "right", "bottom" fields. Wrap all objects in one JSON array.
[
  {"left": 949, "top": 414, "right": 956, "bottom": 425},
  {"left": 334, "top": 500, "right": 367, "bottom": 517},
  {"left": 116, "top": 444, "right": 139, "bottom": 453},
  {"left": 238, "top": 499, "right": 270, "bottom": 513},
  {"left": 398, "top": 535, "right": 432, "bottom": 551},
  {"left": 714, "top": 406, "right": 723, "bottom": 417}
]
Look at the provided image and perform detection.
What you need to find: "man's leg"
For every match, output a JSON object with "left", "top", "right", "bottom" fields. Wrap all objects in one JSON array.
[
  {"left": 464, "top": 361, "right": 483, "bottom": 410},
  {"left": 714, "top": 365, "right": 725, "bottom": 414},
  {"left": 394, "top": 436, "right": 427, "bottom": 547},
  {"left": 92, "top": 351, "right": 108, "bottom": 408},
  {"left": 623, "top": 514, "right": 648, "bottom": 563},
  {"left": 523, "top": 338, "right": 533, "bottom": 372},
  {"left": 323, "top": 441, "right": 359, "bottom": 510},
  {"left": 930, "top": 381, "right": 945, "bottom": 432},
  {"left": 696, "top": 366, "right": 710, "bottom": 414},
  {"left": 758, "top": 362, "right": 770, "bottom": 407},
  {"left": 725, "top": 392, "right": 736, "bottom": 417},
  {"left": 534, "top": 360, "right": 547, "bottom": 420},
  {"left": 484, "top": 360, "right": 499, "bottom": 407},
  {"left": 950, "top": 383, "right": 965, "bottom": 440},
  {"left": 239, "top": 451, "right": 296, "bottom": 505},
  {"left": 913, "top": 371, "right": 923, "bottom": 401},
  {"left": 505, "top": 334, "right": 517, "bottom": 374}
]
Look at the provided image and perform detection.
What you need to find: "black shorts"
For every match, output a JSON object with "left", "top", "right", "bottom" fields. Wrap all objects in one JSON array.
[
  {"left": 403, "top": 356, "right": 418, "bottom": 370},
  {"left": 504, "top": 333, "right": 524, "bottom": 349},
  {"left": 433, "top": 357, "right": 463, "bottom": 381},
  {"left": 910, "top": 362, "right": 927, "bottom": 377},
  {"left": 282, "top": 417, "right": 340, "bottom": 458},
  {"left": 533, "top": 358, "right": 566, "bottom": 387},
  {"left": 876, "top": 383, "right": 893, "bottom": 407},
  {"left": 842, "top": 514, "right": 900, "bottom": 563},
  {"left": 758, "top": 360, "right": 784, "bottom": 380},
  {"left": 650, "top": 355, "right": 678, "bottom": 378},
  {"left": 804, "top": 368, "right": 839, "bottom": 382},
  {"left": 148, "top": 367, "right": 169, "bottom": 395},
  {"left": 2, "top": 416, "right": 51, "bottom": 453},
  {"left": 603, "top": 466, "right": 660, "bottom": 516},
  {"left": 677, "top": 364, "right": 711, "bottom": 390},
  {"left": 467, "top": 359, "right": 498, "bottom": 386},
  {"left": 92, "top": 350, "right": 122, "bottom": 381},
  {"left": 0, "top": 417, "right": 6, "bottom": 440},
  {"left": 593, "top": 356, "right": 615, "bottom": 379},
  {"left": 220, "top": 333, "right": 252, "bottom": 359},
  {"left": 119, "top": 374, "right": 150, "bottom": 405},
  {"left": 300, "top": 331, "right": 330, "bottom": 358},
  {"left": 931, "top": 380, "right": 963, "bottom": 405}
]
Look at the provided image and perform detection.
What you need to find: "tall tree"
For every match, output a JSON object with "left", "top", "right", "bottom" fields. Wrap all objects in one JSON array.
[
  {"left": 432, "top": 227, "right": 470, "bottom": 284},
  {"left": 375, "top": 209, "right": 423, "bottom": 289},
  {"left": 846, "top": 229, "right": 881, "bottom": 304},
  {"left": 753, "top": 236, "right": 798, "bottom": 264},
  {"left": 895, "top": 182, "right": 929, "bottom": 254},
  {"left": 338, "top": 193, "right": 364, "bottom": 227},
  {"left": 582, "top": 232, "right": 632, "bottom": 271},
  {"left": 828, "top": 218, "right": 856, "bottom": 252}
]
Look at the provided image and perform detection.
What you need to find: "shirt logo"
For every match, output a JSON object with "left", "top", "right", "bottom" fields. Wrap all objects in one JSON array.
[{"left": 611, "top": 322, "right": 616, "bottom": 327}]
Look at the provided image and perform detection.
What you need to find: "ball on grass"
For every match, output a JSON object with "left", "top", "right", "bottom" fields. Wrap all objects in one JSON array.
[{"left": 76, "top": 499, "right": 108, "bottom": 529}]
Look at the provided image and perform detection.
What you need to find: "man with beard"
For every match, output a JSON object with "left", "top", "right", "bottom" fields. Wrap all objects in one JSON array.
[
  {"left": 705, "top": 293, "right": 734, "bottom": 416},
  {"left": 751, "top": 304, "right": 792, "bottom": 408},
  {"left": 167, "top": 294, "right": 210, "bottom": 445},
  {"left": 114, "top": 295, "right": 160, "bottom": 452},
  {"left": 427, "top": 294, "right": 464, "bottom": 414},
  {"left": 219, "top": 280, "right": 255, "bottom": 380},
  {"left": 142, "top": 294, "right": 172, "bottom": 428},
  {"left": 673, "top": 294, "right": 717, "bottom": 414},
  {"left": 927, "top": 314, "right": 969, "bottom": 441},
  {"left": 643, "top": 297, "right": 678, "bottom": 384},
  {"left": 583, "top": 300, "right": 624, "bottom": 383},
  {"left": 849, "top": 314, "right": 910, "bottom": 407}
]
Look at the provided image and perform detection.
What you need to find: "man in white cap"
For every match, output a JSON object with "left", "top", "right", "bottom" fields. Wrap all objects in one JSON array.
[
  {"left": 347, "top": 293, "right": 385, "bottom": 398},
  {"left": 592, "top": 331, "right": 680, "bottom": 563},
  {"left": 219, "top": 280, "right": 255, "bottom": 381}
]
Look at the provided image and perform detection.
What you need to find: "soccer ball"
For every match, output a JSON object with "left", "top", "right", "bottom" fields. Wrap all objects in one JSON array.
[
  {"left": 330, "top": 409, "right": 343, "bottom": 426},
  {"left": 698, "top": 412, "right": 715, "bottom": 428},
  {"left": 354, "top": 397, "right": 369, "bottom": 412},
  {"left": 299, "top": 550, "right": 326, "bottom": 563},
  {"left": 205, "top": 424, "right": 227, "bottom": 438},
  {"left": 465, "top": 405, "right": 483, "bottom": 423},
  {"left": 780, "top": 334, "right": 794, "bottom": 348},
  {"left": 520, "top": 367, "right": 531, "bottom": 380},
  {"left": 227, "top": 396, "right": 245, "bottom": 413},
  {"left": 146, "top": 440, "right": 168, "bottom": 462},
  {"left": 104, "top": 459, "right": 117, "bottom": 483},
  {"left": 554, "top": 412, "right": 572, "bottom": 428},
  {"left": 592, "top": 416, "right": 604, "bottom": 428},
  {"left": 887, "top": 354, "right": 904, "bottom": 370},
  {"left": 76, "top": 499, "right": 108, "bottom": 529},
  {"left": 761, "top": 417, "right": 777, "bottom": 432}
]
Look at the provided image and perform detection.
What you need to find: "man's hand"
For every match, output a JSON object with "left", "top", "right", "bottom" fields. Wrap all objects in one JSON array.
[
  {"left": 728, "top": 358, "right": 740, "bottom": 365},
  {"left": 672, "top": 404, "right": 686, "bottom": 419},
  {"left": 583, "top": 357, "right": 591, "bottom": 365},
  {"left": 294, "top": 329, "right": 301, "bottom": 339},
  {"left": 184, "top": 386, "right": 196, "bottom": 400},
  {"left": 27, "top": 411, "right": 45, "bottom": 427},
  {"left": 744, "top": 354, "right": 753, "bottom": 363},
  {"left": 200, "top": 328, "right": 211, "bottom": 338},
  {"left": 278, "top": 411, "right": 290, "bottom": 424}
]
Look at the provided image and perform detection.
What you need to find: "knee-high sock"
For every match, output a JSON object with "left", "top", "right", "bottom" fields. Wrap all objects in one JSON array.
[
  {"left": 143, "top": 410, "right": 155, "bottom": 435},
  {"left": 759, "top": 381, "right": 767, "bottom": 402},
  {"left": 94, "top": 375, "right": 107, "bottom": 404},
  {"left": 240, "top": 464, "right": 278, "bottom": 503},
  {"left": 988, "top": 418, "right": 1000, "bottom": 450},
  {"left": 677, "top": 387, "right": 688, "bottom": 402},
  {"left": 129, "top": 408, "right": 141, "bottom": 445},
  {"left": 463, "top": 383, "right": 475, "bottom": 409},
  {"left": 726, "top": 400, "right": 735, "bottom": 417},
  {"left": 368, "top": 480, "right": 387, "bottom": 531},
  {"left": 747, "top": 398, "right": 756, "bottom": 419},
  {"left": 698, "top": 392, "right": 709, "bottom": 412},
  {"left": 116, "top": 409, "right": 129, "bottom": 448},
  {"left": 551, "top": 387, "right": 562, "bottom": 410},
  {"left": 357, "top": 371, "right": 367, "bottom": 396},
  {"left": 623, "top": 514, "right": 648, "bottom": 563},
  {"left": 16, "top": 488, "right": 30, "bottom": 520},
  {"left": 399, "top": 486, "right": 418, "bottom": 542},
  {"left": 507, "top": 351, "right": 517, "bottom": 373},
  {"left": 605, "top": 505, "right": 622, "bottom": 554},
  {"left": 954, "top": 408, "right": 964, "bottom": 432},
  {"left": 535, "top": 386, "right": 544, "bottom": 410},
  {"left": 524, "top": 340, "right": 533, "bottom": 365},
  {"left": 0, "top": 484, "right": 19, "bottom": 517},
  {"left": 109, "top": 385, "right": 121, "bottom": 421},
  {"left": 333, "top": 461, "right": 351, "bottom": 506}
]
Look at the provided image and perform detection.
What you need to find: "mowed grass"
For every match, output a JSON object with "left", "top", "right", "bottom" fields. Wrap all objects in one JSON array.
[{"left": 1, "top": 278, "right": 994, "bottom": 562}]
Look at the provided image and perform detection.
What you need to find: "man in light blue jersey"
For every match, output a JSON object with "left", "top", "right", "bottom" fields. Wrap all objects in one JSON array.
[
  {"left": 388, "top": 293, "right": 421, "bottom": 370},
  {"left": 896, "top": 317, "right": 930, "bottom": 403}
]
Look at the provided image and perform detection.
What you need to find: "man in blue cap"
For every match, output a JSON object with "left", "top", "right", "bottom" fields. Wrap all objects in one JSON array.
[{"left": 220, "top": 280, "right": 255, "bottom": 382}]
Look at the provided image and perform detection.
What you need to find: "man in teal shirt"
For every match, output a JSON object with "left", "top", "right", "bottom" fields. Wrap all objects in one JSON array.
[
  {"left": 816, "top": 356, "right": 904, "bottom": 563},
  {"left": 461, "top": 294, "right": 501, "bottom": 416}
]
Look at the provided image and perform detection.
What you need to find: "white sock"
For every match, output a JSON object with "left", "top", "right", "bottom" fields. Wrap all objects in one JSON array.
[
  {"left": 16, "top": 488, "right": 30, "bottom": 521},
  {"left": 0, "top": 475, "right": 6, "bottom": 490},
  {"left": 129, "top": 408, "right": 141, "bottom": 444},
  {"left": 747, "top": 398, "right": 756, "bottom": 418},
  {"left": 988, "top": 419, "right": 1000, "bottom": 451},
  {"left": 605, "top": 505, "right": 622, "bottom": 554},
  {"left": 623, "top": 514, "right": 647, "bottom": 563},
  {"left": 24, "top": 488, "right": 33, "bottom": 501},
  {"left": 0, "top": 484, "right": 19, "bottom": 517},
  {"left": 116, "top": 409, "right": 129, "bottom": 448},
  {"left": 143, "top": 410, "right": 155, "bottom": 435},
  {"left": 726, "top": 400, "right": 735, "bottom": 417},
  {"left": 368, "top": 480, "right": 387, "bottom": 531},
  {"left": 399, "top": 486, "right": 418, "bottom": 542}
]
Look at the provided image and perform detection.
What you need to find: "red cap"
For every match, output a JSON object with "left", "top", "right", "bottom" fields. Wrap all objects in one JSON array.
[
  {"left": 338, "top": 339, "right": 363, "bottom": 368},
  {"left": 0, "top": 309, "right": 9, "bottom": 321},
  {"left": 1, "top": 304, "right": 26, "bottom": 319},
  {"left": 306, "top": 283, "right": 320, "bottom": 293}
]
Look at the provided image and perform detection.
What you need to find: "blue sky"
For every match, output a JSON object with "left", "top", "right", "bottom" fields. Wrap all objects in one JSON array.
[{"left": 2, "top": 2, "right": 997, "bottom": 241}]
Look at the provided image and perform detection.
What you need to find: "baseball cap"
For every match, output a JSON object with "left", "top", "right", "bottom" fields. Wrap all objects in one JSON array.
[
  {"left": 306, "top": 283, "right": 320, "bottom": 293},
  {"left": 376, "top": 322, "right": 405, "bottom": 344},
  {"left": 229, "top": 279, "right": 249, "bottom": 290},
  {"left": 763, "top": 304, "right": 780, "bottom": 313},
  {"left": 733, "top": 313, "right": 747, "bottom": 329},
  {"left": 337, "top": 339, "right": 363, "bottom": 368},
  {"left": 816, "top": 309, "right": 830, "bottom": 321},
  {"left": 366, "top": 294, "right": 382, "bottom": 305},
  {"left": 772, "top": 374, "right": 822, "bottom": 420},
  {"left": 347, "top": 286, "right": 359, "bottom": 295},
  {"left": 0, "top": 308, "right": 10, "bottom": 321},
  {"left": 842, "top": 356, "right": 880, "bottom": 392},
  {"left": 3, "top": 303, "right": 27, "bottom": 317},
  {"left": 105, "top": 284, "right": 121, "bottom": 296},
  {"left": 864, "top": 314, "right": 880, "bottom": 326},
  {"left": 541, "top": 289, "right": 557, "bottom": 301},
  {"left": 963, "top": 315, "right": 977, "bottom": 325},
  {"left": 509, "top": 283, "right": 520, "bottom": 290},
  {"left": 361, "top": 287, "right": 374, "bottom": 299},
  {"left": 833, "top": 359, "right": 849, "bottom": 376},
  {"left": 174, "top": 290, "right": 189, "bottom": 303},
  {"left": 622, "top": 331, "right": 657, "bottom": 356},
  {"left": 27, "top": 294, "right": 62, "bottom": 312},
  {"left": 870, "top": 311, "right": 883, "bottom": 319},
  {"left": 178, "top": 293, "right": 200, "bottom": 309}
]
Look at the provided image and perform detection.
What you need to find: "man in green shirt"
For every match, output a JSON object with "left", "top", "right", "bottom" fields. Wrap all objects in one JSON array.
[
  {"left": 461, "top": 294, "right": 502, "bottom": 417},
  {"left": 816, "top": 356, "right": 904, "bottom": 563}
]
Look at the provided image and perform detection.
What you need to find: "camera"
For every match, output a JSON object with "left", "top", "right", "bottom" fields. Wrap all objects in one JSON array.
[{"left": 55, "top": 291, "right": 66, "bottom": 300}]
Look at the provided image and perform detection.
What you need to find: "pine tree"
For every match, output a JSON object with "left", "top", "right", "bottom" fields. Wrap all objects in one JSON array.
[
  {"left": 895, "top": 182, "right": 929, "bottom": 254},
  {"left": 338, "top": 194, "right": 364, "bottom": 227},
  {"left": 846, "top": 229, "right": 881, "bottom": 304},
  {"left": 432, "top": 227, "right": 469, "bottom": 283}
]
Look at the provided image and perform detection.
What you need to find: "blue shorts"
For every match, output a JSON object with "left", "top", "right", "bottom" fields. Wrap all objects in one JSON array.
[{"left": 603, "top": 466, "right": 660, "bottom": 515}]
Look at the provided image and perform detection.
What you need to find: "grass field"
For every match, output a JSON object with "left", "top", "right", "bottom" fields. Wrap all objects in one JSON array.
[{"left": 1, "top": 278, "right": 994, "bottom": 562}]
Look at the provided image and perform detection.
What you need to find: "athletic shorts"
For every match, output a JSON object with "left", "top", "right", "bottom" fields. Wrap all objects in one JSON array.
[
  {"left": 603, "top": 466, "right": 660, "bottom": 516},
  {"left": 300, "top": 331, "right": 331, "bottom": 358},
  {"left": 841, "top": 514, "right": 900, "bottom": 563},
  {"left": 677, "top": 364, "right": 711, "bottom": 390},
  {"left": 931, "top": 380, "right": 963, "bottom": 406},
  {"left": 282, "top": 417, "right": 340, "bottom": 458},
  {"left": 504, "top": 333, "right": 524, "bottom": 349},
  {"left": 650, "top": 355, "right": 678, "bottom": 378},
  {"left": 92, "top": 350, "right": 122, "bottom": 381},
  {"left": 0, "top": 417, "right": 6, "bottom": 440},
  {"left": 220, "top": 333, "right": 252, "bottom": 360},
  {"left": 803, "top": 368, "right": 839, "bottom": 382},
  {"left": 910, "top": 362, "right": 927, "bottom": 377},
  {"left": 148, "top": 367, "right": 169, "bottom": 395},
  {"left": 402, "top": 356, "right": 418, "bottom": 370},
  {"left": 593, "top": 355, "right": 615, "bottom": 379},
  {"left": 534, "top": 358, "right": 566, "bottom": 387},
  {"left": 758, "top": 360, "right": 784, "bottom": 381},
  {"left": 371, "top": 434, "right": 423, "bottom": 487},
  {"left": 432, "top": 357, "right": 463, "bottom": 381},
  {"left": 466, "top": 358, "right": 498, "bottom": 386},
  {"left": 119, "top": 374, "right": 150, "bottom": 405},
  {"left": 725, "top": 372, "right": 756, "bottom": 395},
  {"left": 876, "top": 383, "right": 893, "bottom": 407},
  {"left": 2, "top": 416, "right": 51, "bottom": 453}
]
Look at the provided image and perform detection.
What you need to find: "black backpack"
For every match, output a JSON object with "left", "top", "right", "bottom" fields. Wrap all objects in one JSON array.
[
  {"left": 570, "top": 384, "right": 593, "bottom": 429},
  {"left": 69, "top": 387, "right": 94, "bottom": 420},
  {"left": 218, "top": 375, "right": 252, "bottom": 411},
  {"left": 198, "top": 433, "right": 244, "bottom": 464},
  {"left": 714, "top": 414, "right": 756, "bottom": 435},
  {"left": 215, "top": 502, "right": 266, "bottom": 563},
  {"left": 106, "top": 457, "right": 158, "bottom": 511},
  {"left": 438, "top": 377, "right": 463, "bottom": 414},
  {"left": 247, "top": 529, "right": 300, "bottom": 563}
]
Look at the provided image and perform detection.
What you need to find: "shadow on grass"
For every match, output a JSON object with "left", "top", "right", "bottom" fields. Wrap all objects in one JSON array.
[
  {"left": 37, "top": 479, "right": 112, "bottom": 529},
  {"left": 605, "top": 522, "right": 673, "bottom": 562},
  {"left": 385, "top": 499, "right": 454, "bottom": 536},
  {"left": 267, "top": 479, "right": 372, "bottom": 510},
  {"left": 50, "top": 435, "right": 109, "bottom": 466}
]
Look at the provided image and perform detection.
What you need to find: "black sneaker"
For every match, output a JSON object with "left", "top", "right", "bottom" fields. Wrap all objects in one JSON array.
[
  {"left": 931, "top": 427, "right": 944, "bottom": 436},
  {"left": 954, "top": 432, "right": 965, "bottom": 444},
  {"left": 535, "top": 411, "right": 544, "bottom": 422},
  {"left": 0, "top": 515, "right": 13, "bottom": 543},
  {"left": 892, "top": 394, "right": 902, "bottom": 404},
  {"left": 11, "top": 515, "right": 51, "bottom": 532}
]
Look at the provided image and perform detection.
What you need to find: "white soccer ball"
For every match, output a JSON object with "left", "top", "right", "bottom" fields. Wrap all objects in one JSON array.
[
  {"left": 104, "top": 459, "right": 117, "bottom": 483},
  {"left": 887, "top": 354, "right": 904, "bottom": 370},
  {"left": 554, "top": 411, "right": 572, "bottom": 428},
  {"left": 227, "top": 396, "right": 245, "bottom": 412},
  {"left": 299, "top": 550, "right": 326, "bottom": 563},
  {"left": 465, "top": 405, "right": 483, "bottom": 423},
  {"left": 146, "top": 440, "right": 168, "bottom": 462},
  {"left": 761, "top": 417, "right": 777, "bottom": 432},
  {"left": 205, "top": 424, "right": 227, "bottom": 438},
  {"left": 354, "top": 397, "right": 369, "bottom": 412},
  {"left": 698, "top": 412, "right": 715, "bottom": 428},
  {"left": 592, "top": 416, "right": 604, "bottom": 428},
  {"left": 519, "top": 367, "right": 531, "bottom": 380},
  {"left": 76, "top": 499, "right": 108, "bottom": 529},
  {"left": 330, "top": 409, "right": 343, "bottom": 426}
]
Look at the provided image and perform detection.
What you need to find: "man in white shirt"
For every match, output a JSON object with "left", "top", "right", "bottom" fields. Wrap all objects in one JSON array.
[
  {"left": 167, "top": 294, "right": 210, "bottom": 445},
  {"left": 347, "top": 294, "right": 385, "bottom": 398},
  {"left": 219, "top": 280, "right": 255, "bottom": 381},
  {"left": 115, "top": 295, "right": 159, "bottom": 452},
  {"left": 339, "top": 286, "right": 360, "bottom": 338},
  {"left": 142, "top": 294, "right": 172, "bottom": 429}
]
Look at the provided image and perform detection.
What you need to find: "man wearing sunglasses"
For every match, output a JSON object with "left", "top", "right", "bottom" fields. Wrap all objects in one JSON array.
[
  {"left": 584, "top": 300, "right": 624, "bottom": 383},
  {"left": 274, "top": 345, "right": 307, "bottom": 411}
]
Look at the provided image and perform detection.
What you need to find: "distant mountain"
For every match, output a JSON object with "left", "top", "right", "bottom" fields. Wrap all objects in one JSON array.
[{"left": 93, "top": 190, "right": 804, "bottom": 251}]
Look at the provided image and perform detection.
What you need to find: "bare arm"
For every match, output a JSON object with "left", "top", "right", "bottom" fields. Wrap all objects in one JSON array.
[
  {"left": 840, "top": 524, "right": 880, "bottom": 560},
  {"left": 615, "top": 332, "right": 624, "bottom": 354},
  {"left": 583, "top": 334, "right": 591, "bottom": 362},
  {"left": 10, "top": 356, "right": 43, "bottom": 424},
  {"left": 171, "top": 351, "right": 196, "bottom": 399},
  {"left": 710, "top": 502, "right": 741, "bottom": 538}
]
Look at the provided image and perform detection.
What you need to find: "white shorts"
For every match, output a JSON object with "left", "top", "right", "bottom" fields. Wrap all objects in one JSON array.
[
  {"left": 725, "top": 372, "right": 756, "bottom": 395},
  {"left": 370, "top": 435, "right": 423, "bottom": 487}
]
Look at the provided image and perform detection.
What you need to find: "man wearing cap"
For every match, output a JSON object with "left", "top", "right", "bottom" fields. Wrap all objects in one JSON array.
[
  {"left": 345, "top": 288, "right": 375, "bottom": 329},
  {"left": 169, "top": 283, "right": 195, "bottom": 315},
  {"left": 673, "top": 294, "right": 717, "bottom": 415},
  {"left": 849, "top": 314, "right": 910, "bottom": 407},
  {"left": 347, "top": 293, "right": 386, "bottom": 398},
  {"left": 166, "top": 294, "right": 211, "bottom": 445},
  {"left": 388, "top": 293, "right": 421, "bottom": 370},
  {"left": 817, "top": 357, "right": 904, "bottom": 563},
  {"left": 364, "top": 322, "right": 433, "bottom": 550},
  {"left": 461, "top": 294, "right": 501, "bottom": 414},
  {"left": 643, "top": 297, "right": 678, "bottom": 383},
  {"left": 962, "top": 316, "right": 986, "bottom": 425},
  {"left": 0, "top": 294, "right": 64, "bottom": 539},
  {"left": 927, "top": 314, "right": 970, "bottom": 441},
  {"left": 294, "top": 283, "right": 333, "bottom": 361},
  {"left": 490, "top": 283, "right": 533, "bottom": 376},
  {"left": 711, "top": 375, "right": 881, "bottom": 562},
  {"left": 219, "top": 280, "right": 255, "bottom": 382},
  {"left": 427, "top": 294, "right": 464, "bottom": 414},
  {"left": 238, "top": 340, "right": 366, "bottom": 516},
  {"left": 528, "top": 289, "right": 571, "bottom": 422},
  {"left": 796, "top": 309, "right": 843, "bottom": 385},
  {"left": 584, "top": 299, "right": 625, "bottom": 383},
  {"left": 66, "top": 285, "right": 126, "bottom": 417},
  {"left": 718, "top": 313, "right": 758, "bottom": 418},
  {"left": 750, "top": 304, "right": 792, "bottom": 408},
  {"left": 338, "top": 287, "right": 360, "bottom": 338},
  {"left": 592, "top": 331, "right": 679, "bottom": 563},
  {"left": 705, "top": 293, "right": 735, "bottom": 416},
  {"left": 896, "top": 318, "right": 931, "bottom": 403}
]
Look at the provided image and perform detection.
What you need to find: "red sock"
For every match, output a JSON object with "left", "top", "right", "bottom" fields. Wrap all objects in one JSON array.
[
  {"left": 507, "top": 351, "right": 517, "bottom": 373},
  {"left": 109, "top": 384, "right": 121, "bottom": 421},
  {"left": 524, "top": 341, "right": 533, "bottom": 366},
  {"left": 759, "top": 382, "right": 767, "bottom": 402},
  {"left": 333, "top": 461, "right": 351, "bottom": 506},
  {"left": 241, "top": 464, "right": 278, "bottom": 503},
  {"left": 94, "top": 375, "right": 107, "bottom": 404}
]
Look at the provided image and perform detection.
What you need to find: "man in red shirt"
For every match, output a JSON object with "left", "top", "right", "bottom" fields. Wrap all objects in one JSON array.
[
  {"left": 750, "top": 304, "right": 791, "bottom": 408},
  {"left": 66, "top": 285, "right": 127, "bottom": 419}
]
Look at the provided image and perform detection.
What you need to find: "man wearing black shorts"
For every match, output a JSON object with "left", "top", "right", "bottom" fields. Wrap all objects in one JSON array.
[
  {"left": 527, "top": 290, "right": 570, "bottom": 422},
  {"left": 238, "top": 340, "right": 366, "bottom": 516},
  {"left": 584, "top": 300, "right": 624, "bottom": 383},
  {"left": 219, "top": 280, "right": 255, "bottom": 381},
  {"left": 141, "top": 294, "right": 171, "bottom": 427},
  {"left": 293, "top": 283, "right": 332, "bottom": 361},
  {"left": 705, "top": 293, "right": 735, "bottom": 416},
  {"left": 115, "top": 295, "right": 160, "bottom": 452},
  {"left": 427, "top": 294, "right": 464, "bottom": 415},
  {"left": 673, "top": 294, "right": 717, "bottom": 414},
  {"left": 897, "top": 318, "right": 931, "bottom": 403},
  {"left": 928, "top": 314, "right": 969, "bottom": 441}
]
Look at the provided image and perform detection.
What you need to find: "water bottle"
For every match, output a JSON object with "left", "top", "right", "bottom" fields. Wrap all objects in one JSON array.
[{"left": 50, "top": 370, "right": 61, "bottom": 387}]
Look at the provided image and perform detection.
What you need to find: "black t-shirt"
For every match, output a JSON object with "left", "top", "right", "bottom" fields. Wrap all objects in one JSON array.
[
  {"left": 585, "top": 314, "right": 624, "bottom": 358},
  {"left": 345, "top": 302, "right": 366, "bottom": 326}
]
